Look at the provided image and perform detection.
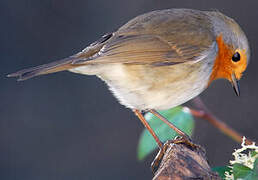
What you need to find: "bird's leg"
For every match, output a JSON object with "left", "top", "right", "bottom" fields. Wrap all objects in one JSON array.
[
  {"left": 133, "top": 110, "right": 163, "bottom": 148},
  {"left": 135, "top": 109, "right": 200, "bottom": 173},
  {"left": 134, "top": 109, "right": 165, "bottom": 173},
  {"left": 151, "top": 137, "right": 205, "bottom": 174},
  {"left": 148, "top": 109, "right": 200, "bottom": 173},
  {"left": 149, "top": 109, "right": 197, "bottom": 146}
]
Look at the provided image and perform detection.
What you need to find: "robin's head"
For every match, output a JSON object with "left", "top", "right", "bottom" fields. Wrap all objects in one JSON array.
[{"left": 208, "top": 11, "right": 250, "bottom": 96}]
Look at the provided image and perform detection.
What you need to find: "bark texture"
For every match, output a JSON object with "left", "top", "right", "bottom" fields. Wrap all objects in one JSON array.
[{"left": 153, "top": 142, "right": 221, "bottom": 180}]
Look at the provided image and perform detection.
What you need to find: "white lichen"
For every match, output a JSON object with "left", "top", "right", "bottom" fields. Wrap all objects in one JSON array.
[{"left": 225, "top": 137, "right": 258, "bottom": 180}]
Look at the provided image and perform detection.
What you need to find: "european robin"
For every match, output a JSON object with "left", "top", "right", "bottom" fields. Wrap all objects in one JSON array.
[{"left": 8, "top": 9, "right": 250, "bottom": 149}]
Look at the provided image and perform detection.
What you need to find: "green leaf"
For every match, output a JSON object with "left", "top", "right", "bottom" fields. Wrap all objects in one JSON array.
[
  {"left": 137, "top": 106, "right": 194, "bottom": 160},
  {"left": 212, "top": 166, "right": 231, "bottom": 179},
  {"left": 233, "top": 163, "right": 258, "bottom": 180},
  {"left": 253, "top": 158, "right": 258, "bottom": 175},
  {"left": 251, "top": 151, "right": 258, "bottom": 157}
]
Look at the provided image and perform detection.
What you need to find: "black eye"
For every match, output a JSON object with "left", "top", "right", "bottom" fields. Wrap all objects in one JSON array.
[{"left": 232, "top": 52, "right": 241, "bottom": 62}]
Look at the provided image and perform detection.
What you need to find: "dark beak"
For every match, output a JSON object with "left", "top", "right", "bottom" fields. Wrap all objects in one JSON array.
[{"left": 231, "top": 73, "right": 240, "bottom": 96}]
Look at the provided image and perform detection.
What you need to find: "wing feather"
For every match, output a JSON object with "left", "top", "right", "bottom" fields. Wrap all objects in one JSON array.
[
  {"left": 74, "top": 9, "right": 216, "bottom": 66},
  {"left": 9, "top": 9, "right": 217, "bottom": 81}
]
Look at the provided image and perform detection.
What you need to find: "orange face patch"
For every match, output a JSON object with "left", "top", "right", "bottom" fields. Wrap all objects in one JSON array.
[
  {"left": 233, "top": 49, "right": 247, "bottom": 79},
  {"left": 208, "top": 35, "right": 247, "bottom": 85}
]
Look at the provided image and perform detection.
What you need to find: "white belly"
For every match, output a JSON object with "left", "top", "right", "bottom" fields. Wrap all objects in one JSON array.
[{"left": 94, "top": 62, "right": 213, "bottom": 110}]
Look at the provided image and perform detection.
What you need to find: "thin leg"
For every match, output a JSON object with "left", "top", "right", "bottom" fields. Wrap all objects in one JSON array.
[
  {"left": 134, "top": 109, "right": 163, "bottom": 148},
  {"left": 149, "top": 109, "right": 188, "bottom": 138},
  {"left": 142, "top": 109, "right": 199, "bottom": 173}
]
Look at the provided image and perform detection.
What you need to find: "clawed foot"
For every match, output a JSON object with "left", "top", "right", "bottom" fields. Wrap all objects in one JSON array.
[
  {"left": 172, "top": 135, "right": 201, "bottom": 150},
  {"left": 151, "top": 141, "right": 170, "bottom": 173},
  {"left": 151, "top": 136, "right": 201, "bottom": 173}
]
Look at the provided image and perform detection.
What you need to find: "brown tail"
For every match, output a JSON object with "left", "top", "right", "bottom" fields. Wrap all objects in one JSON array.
[
  {"left": 7, "top": 56, "right": 83, "bottom": 81},
  {"left": 7, "top": 33, "right": 114, "bottom": 81}
]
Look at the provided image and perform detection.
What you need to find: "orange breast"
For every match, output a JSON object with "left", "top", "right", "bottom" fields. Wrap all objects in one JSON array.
[{"left": 208, "top": 35, "right": 234, "bottom": 85}]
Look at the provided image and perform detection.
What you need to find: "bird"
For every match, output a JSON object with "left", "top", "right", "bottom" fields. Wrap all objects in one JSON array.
[{"left": 8, "top": 8, "right": 250, "bottom": 151}]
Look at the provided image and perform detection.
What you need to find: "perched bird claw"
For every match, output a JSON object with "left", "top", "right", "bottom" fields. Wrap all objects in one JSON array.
[
  {"left": 151, "top": 136, "right": 202, "bottom": 173},
  {"left": 173, "top": 135, "right": 201, "bottom": 150}
]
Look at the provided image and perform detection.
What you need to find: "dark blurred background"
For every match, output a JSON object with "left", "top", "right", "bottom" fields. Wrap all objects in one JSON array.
[{"left": 1, "top": 0, "right": 258, "bottom": 179}]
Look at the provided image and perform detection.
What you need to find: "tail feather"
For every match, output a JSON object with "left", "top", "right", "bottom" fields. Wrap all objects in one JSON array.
[
  {"left": 7, "top": 56, "right": 81, "bottom": 81},
  {"left": 8, "top": 33, "right": 113, "bottom": 81}
]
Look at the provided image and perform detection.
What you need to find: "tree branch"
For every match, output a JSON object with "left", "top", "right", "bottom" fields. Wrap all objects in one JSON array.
[
  {"left": 153, "top": 140, "right": 221, "bottom": 180},
  {"left": 191, "top": 97, "right": 254, "bottom": 145}
]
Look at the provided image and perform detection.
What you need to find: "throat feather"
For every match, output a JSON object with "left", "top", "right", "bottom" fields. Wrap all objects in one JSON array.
[{"left": 208, "top": 35, "right": 234, "bottom": 85}]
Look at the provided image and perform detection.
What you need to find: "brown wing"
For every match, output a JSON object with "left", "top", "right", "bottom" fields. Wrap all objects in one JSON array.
[
  {"left": 8, "top": 9, "right": 216, "bottom": 81},
  {"left": 73, "top": 9, "right": 216, "bottom": 66}
]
